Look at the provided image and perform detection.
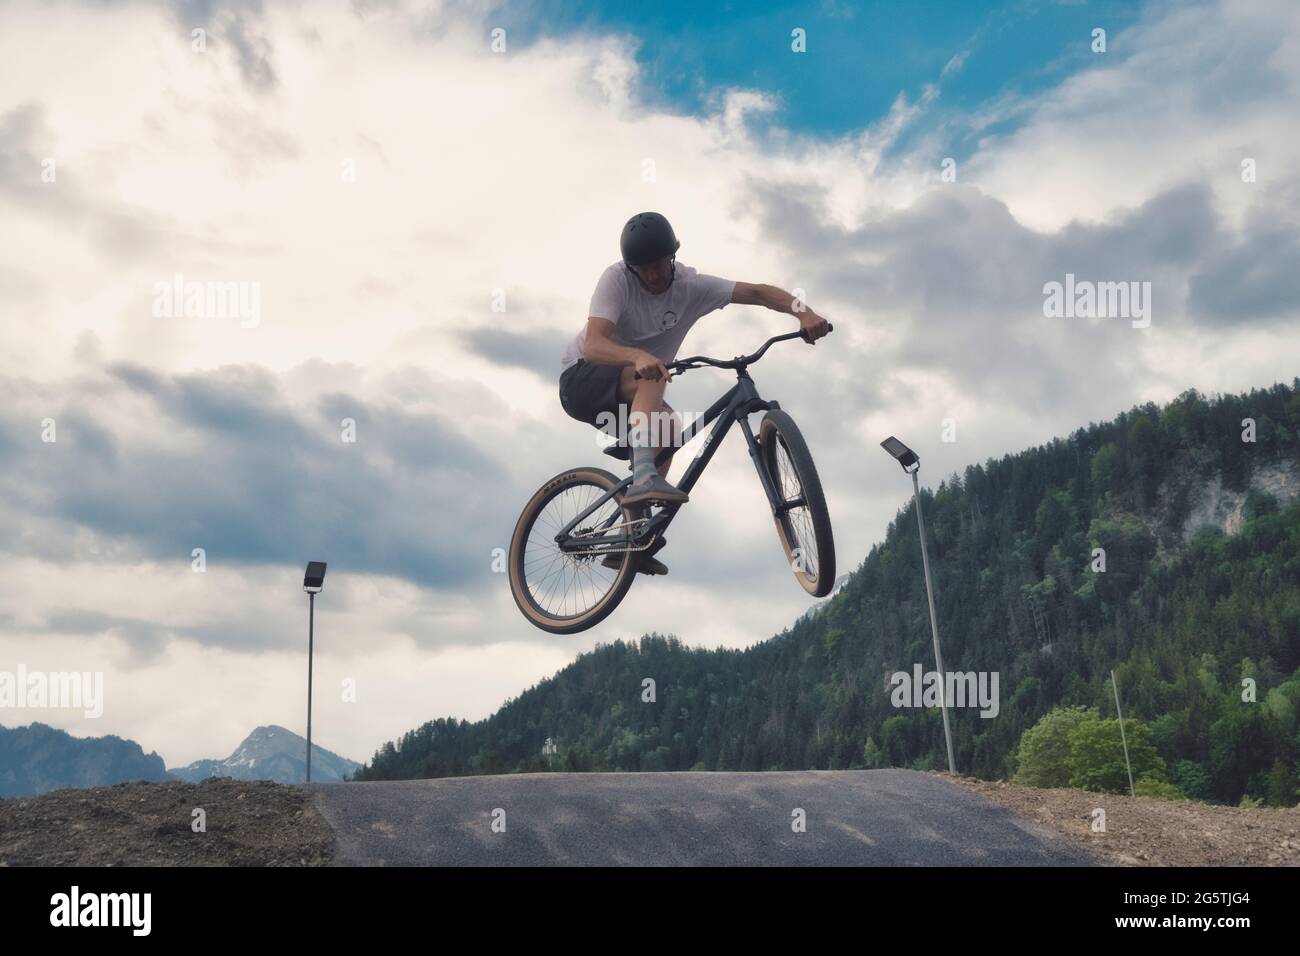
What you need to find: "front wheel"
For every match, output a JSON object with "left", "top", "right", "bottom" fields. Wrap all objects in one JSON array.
[{"left": 759, "top": 410, "right": 836, "bottom": 597}]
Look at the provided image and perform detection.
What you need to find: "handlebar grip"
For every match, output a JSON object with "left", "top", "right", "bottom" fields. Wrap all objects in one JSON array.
[
  {"left": 802, "top": 321, "right": 834, "bottom": 342},
  {"left": 633, "top": 366, "right": 675, "bottom": 381}
]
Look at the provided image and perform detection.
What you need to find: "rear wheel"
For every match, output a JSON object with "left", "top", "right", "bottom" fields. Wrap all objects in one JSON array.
[
  {"left": 508, "top": 467, "right": 643, "bottom": 634},
  {"left": 759, "top": 410, "right": 835, "bottom": 597}
]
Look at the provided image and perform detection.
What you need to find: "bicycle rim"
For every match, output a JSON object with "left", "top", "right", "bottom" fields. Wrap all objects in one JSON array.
[
  {"left": 771, "top": 437, "right": 821, "bottom": 578},
  {"left": 509, "top": 469, "right": 639, "bottom": 633},
  {"left": 759, "top": 410, "right": 835, "bottom": 596}
]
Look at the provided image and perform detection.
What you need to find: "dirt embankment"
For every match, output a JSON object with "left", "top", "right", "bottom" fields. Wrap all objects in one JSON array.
[
  {"left": 0, "top": 778, "right": 335, "bottom": 866},
  {"left": 941, "top": 773, "right": 1300, "bottom": 866}
]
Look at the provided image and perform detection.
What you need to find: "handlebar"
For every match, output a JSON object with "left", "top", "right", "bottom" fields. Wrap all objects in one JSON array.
[{"left": 633, "top": 322, "right": 833, "bottom": 380}]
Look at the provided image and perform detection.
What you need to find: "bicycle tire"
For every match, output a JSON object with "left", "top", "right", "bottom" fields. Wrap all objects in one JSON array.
[
  {"left": 508, "top": 467, "right": 640, "bottom": 634},
  {"left": 758, "top": 410, "right": 836, "bottom": 597}
]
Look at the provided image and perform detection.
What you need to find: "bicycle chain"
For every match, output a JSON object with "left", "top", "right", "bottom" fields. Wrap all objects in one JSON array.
[
  {"left": 569, "top": 532, "right": 660, "bottom": 557},
  {"left": 568, "top": 510, "right": 663, "bottom": 557}
]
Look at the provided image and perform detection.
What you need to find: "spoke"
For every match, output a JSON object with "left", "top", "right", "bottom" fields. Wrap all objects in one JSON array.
[
  {"left": 771, "top": 435, "right": 819, "bottom": 580},
  {"left": 520, "top": 479, "right": 626, "bottom": 619}
]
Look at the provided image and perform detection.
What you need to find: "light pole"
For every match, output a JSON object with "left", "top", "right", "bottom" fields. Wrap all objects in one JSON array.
[
  {"left": 302, "top": 561, "right": 327, "bottom": 783},
  {"left": 1110, "top": 670, "right": 1135, "bottom": 797},
  {"left": 880, "top": 437, "right": 956, "bottom": 775}
]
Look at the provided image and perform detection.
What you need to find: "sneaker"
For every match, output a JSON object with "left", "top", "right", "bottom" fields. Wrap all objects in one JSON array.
[
  {"left": 601, "top": 553, "right": 669, "bottom": 575},
  {"left": 637, "top": 555, "right": 669, "bottom": 575},
  {"left": 601, "top": 535, "right": 669, "bottom": 575},
  {"left": 621, "top": 474, "right": 689, "bottom": 506}
]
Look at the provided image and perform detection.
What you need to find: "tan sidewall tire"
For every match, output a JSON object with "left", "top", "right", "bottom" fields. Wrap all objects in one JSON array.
[
  {"left": 759, "top": 411, "right": 836, "bottom": 597},
  {"left": 508, "top": 467, "right": 639, "bottom": 634}
]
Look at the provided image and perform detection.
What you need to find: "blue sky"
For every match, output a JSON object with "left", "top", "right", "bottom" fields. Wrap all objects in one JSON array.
[{"left": 503, "top": 0, "right": 1146, "bottom": 147}]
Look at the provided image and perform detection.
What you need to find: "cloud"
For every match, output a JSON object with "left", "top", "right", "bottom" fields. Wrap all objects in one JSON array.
[
  {"left": 1187, "top": 184, "right": 1300, "bottom": 325},
  {"left": 171, "top": 0, "right": 279, "bottom": 91},
  {"left": 0, "top": 358, "right": 521, "bottom": 600},
  {"left": 962, "top": 0, "right": 1300, "bottom": 230},
  {"left": 462, "top": 326, "right": 574, "bottom": 378}
]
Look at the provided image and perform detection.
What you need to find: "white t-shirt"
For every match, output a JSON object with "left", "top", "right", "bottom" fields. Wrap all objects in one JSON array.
[{"left": 560, "top": 262, "right": 736, "bottom": 370}]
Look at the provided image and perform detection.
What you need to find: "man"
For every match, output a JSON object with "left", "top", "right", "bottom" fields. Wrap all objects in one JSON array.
[{"left": 558, "top": 211, "right": 830, "bottom": 574}]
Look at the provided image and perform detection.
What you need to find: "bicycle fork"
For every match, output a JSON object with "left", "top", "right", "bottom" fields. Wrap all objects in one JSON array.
[{"left": 737, "top": 407, "right": 804, "bottom": 521}]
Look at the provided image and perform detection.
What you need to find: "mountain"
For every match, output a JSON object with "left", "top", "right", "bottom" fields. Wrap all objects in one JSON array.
[
  {"left": 170, "top": 725, "right": 359, "bottom": 784},
  {"left": 0, "top": 722, "right": 170, "bottom": 797},
  {"left": 356, "top": 382, "right": 1300, "bottom": 807}
]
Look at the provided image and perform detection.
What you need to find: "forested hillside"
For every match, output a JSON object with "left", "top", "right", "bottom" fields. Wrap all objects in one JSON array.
[
  {"left": 358, "top": 383, "right": 1300, "bottom": 806},
  {"left": 0, "top": 723, "right": 169, "bottom": 797}
]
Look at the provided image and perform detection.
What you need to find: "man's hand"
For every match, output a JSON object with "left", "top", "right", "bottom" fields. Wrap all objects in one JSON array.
[
  {"left": 799, "top": 309, "right": 830, "bottom": 343},
  {"left": 633, "top": 350, "right": 673, "bottom": 382}
]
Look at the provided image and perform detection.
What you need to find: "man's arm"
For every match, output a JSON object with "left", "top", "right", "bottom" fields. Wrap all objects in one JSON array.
[
  {"left": 731, "top": 282, "right": 830, "bottom": 341},
  {"left": 582, "top": 317, "right": 672, "bottom": 381}
]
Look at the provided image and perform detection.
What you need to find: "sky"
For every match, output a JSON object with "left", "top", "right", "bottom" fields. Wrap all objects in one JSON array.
[{"left": 1, "top": 0, "right": 1298, "bottom": 767}]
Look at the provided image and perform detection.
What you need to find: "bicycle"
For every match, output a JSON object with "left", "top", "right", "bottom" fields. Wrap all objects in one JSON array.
[{"left": 509, "top": 325, "right": 836, "bottom": 634}]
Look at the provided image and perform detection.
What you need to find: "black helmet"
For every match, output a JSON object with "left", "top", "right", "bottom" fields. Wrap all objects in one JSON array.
[{"left": 620, "top": 212, "right": 680, "bottom": 266}]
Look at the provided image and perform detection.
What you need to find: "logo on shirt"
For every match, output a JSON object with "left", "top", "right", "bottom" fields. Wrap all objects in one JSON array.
[{"left": 659, "top": 310, "right": 678, "bottom": 331}]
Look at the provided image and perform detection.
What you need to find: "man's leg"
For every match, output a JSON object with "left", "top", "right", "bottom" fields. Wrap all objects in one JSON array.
[
  {"left": 616, "top": 366, "right": 688, "bottom": 505},
  {"left": 617, "top": 367, "right": 677, "bottom": 476},
  {"left": 656, "top": 401, "right": 683, "bottom": 479}
]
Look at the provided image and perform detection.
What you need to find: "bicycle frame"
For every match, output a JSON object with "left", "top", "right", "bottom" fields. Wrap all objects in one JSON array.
[{"left": 554, "top": 368, "right": 796, "bottom": 554}]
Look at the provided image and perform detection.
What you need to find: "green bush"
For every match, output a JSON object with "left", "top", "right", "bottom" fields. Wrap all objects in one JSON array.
[
  {"left": 1013, "top": 706, "right": 1097, "bottom": 788},
  {"left": 1068, "top": 717, "right": 1166, "bottom": 793},
  {"left": 1134, "top": 775, "right": 1184, "bottom": 800},
  {"left": 1014, "top": 707, "right": 1172, "bottom": 794}
]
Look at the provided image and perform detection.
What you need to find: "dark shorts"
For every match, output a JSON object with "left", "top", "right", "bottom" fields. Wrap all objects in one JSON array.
[{"left": 559, "top": 359, "right": 625, "bottom": 432}]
